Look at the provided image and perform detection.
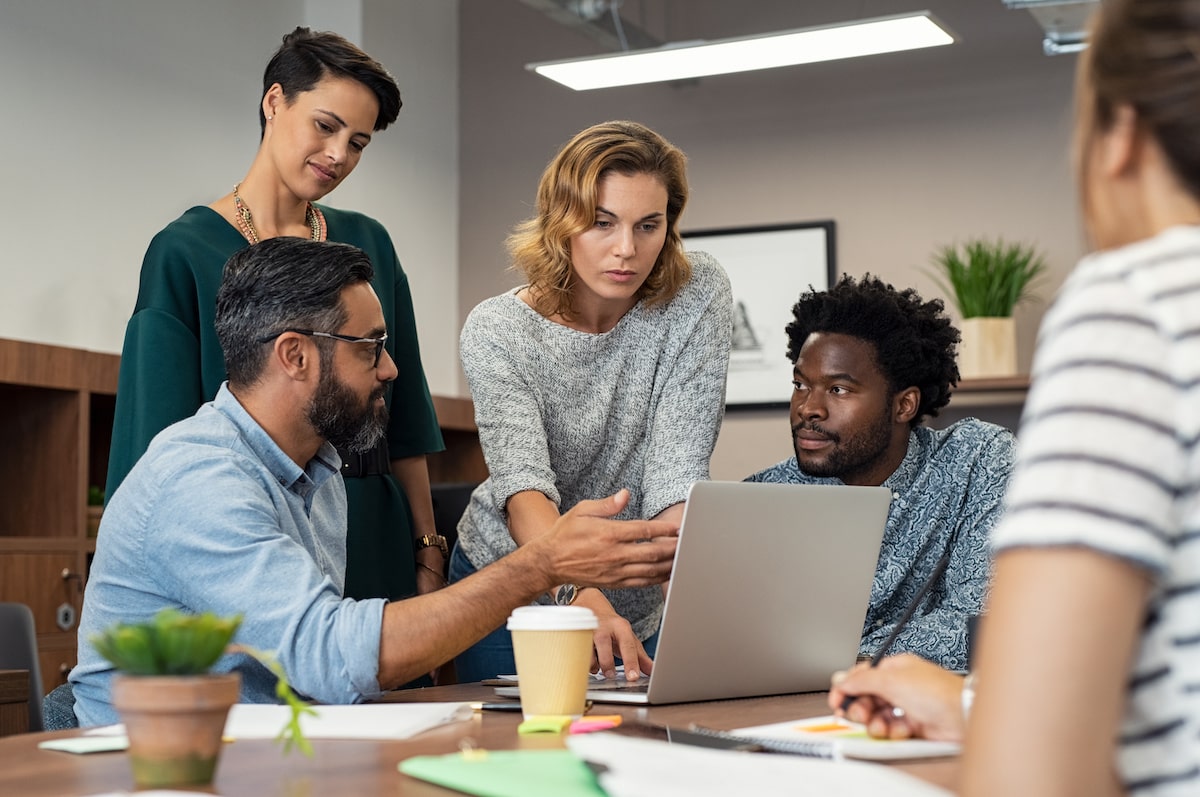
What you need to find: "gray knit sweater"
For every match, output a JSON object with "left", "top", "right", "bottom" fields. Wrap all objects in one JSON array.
[{"left": 457, "top": 251, "right": 733, "bottom": 639}]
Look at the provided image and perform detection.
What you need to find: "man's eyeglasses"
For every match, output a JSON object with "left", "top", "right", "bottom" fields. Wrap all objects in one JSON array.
[{"left": 258, "top": 328, "right": 389, "bottom": 368}]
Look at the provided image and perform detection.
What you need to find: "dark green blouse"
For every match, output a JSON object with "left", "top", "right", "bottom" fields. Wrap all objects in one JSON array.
[{"left": 106, "top": 205, "right": 444, "bottom": 600}]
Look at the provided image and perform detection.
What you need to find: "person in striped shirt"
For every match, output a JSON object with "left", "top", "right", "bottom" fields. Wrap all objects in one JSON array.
[{"left": 833, "top": 1, "right": 1200, "bottom": 793}]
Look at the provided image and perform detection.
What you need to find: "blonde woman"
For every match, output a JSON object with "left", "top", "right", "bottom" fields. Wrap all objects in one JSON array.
[{"left": 450, "top": 121, "right": 733, "bottom": 683}]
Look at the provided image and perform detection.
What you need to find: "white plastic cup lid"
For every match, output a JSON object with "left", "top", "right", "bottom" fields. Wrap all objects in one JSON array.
[{"left": 506, "top": 605, "right": 598, "bottom": 631}]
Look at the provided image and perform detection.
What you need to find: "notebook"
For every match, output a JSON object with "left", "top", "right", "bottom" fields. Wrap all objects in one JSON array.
[
  {"left": 495, "top": 480, "right": 892, "bottom": 705},
  {"left": 726, "top": 714, "right": 961, "bottom": 760}
]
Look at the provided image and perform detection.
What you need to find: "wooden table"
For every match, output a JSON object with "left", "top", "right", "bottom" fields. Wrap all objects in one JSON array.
[{"left": 0, "top": 684, "right": 958, "bottom": 795}]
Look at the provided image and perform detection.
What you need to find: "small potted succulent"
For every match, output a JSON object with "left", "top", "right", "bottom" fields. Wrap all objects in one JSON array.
[
  {"left": 91, "top": 608, "right": 312, "bottom": 789},
  {"left": 926, "top": 238, "right": 1047, "bottom": 379}
]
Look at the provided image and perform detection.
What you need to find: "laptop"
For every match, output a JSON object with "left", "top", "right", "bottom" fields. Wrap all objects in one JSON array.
[{"left": 495, "top": 480, "right": 892, "bottom": 705}]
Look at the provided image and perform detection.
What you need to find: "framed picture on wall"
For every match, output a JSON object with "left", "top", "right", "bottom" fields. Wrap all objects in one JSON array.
[{"left": 682, "top": 221, "right": 836, "bottom": 409}]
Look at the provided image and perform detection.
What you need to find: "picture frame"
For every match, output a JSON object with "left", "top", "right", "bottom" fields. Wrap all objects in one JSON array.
[{"left": 682, "top": 221, "right": 836, "bottom": 409}]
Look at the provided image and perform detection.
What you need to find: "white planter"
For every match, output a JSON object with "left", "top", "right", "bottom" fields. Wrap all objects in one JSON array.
[{"left": 959, "top": 317, "right": 1018, "bottom": 379}]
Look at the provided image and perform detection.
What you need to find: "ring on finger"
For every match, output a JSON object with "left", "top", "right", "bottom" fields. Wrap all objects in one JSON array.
[{"left": 891, "top": 706, "right": 906, "bottom": 719}]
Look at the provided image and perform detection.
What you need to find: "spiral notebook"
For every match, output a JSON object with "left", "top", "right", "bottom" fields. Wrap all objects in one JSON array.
[
  {"left": 495, "top": 481, "right": 893, "bottom": 705},
  {"left": 725, "top": 715, "right": 961, "bottom": 760}
]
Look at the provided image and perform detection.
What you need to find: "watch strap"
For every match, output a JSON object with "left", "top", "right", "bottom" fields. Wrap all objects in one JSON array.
[{"left": 415, "top": 534, "right": 449, "bottom": 558}]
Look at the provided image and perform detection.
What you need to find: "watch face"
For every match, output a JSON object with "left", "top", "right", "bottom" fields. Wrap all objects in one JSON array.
[{"left": 555, "top": 584, "right": 578, "bottom": 606}]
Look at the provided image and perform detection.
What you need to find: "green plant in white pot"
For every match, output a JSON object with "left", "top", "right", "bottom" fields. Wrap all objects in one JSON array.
[
  {"left": 927, "top": 239, "right": 1047, "bottom": 379},
  {"left": 92, "top": 608, "right": 313, "bottom": 789}
]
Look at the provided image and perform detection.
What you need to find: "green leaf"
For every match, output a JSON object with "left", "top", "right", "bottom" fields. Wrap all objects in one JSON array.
[
  {"left": 90, "top": 609, "right": 241, "bottom": 676},
  {"left": 92, "top": 610, "right": 311, "bottom": 757},
  {"left": 229, "top": 643, "right": 316, "bottom": 757},
  {"left": 924, "top": 238, "right": 1047, "bottom": 318}
]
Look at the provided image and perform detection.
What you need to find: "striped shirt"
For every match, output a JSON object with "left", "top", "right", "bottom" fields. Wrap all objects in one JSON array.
[{"left": 991, "top": 225, "right": 1200, "bottom": 795}]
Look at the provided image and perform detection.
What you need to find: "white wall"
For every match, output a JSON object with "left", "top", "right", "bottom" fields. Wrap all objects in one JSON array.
[
  {"left": 457, "top": 1, "right": 1085, "bottom": 479},
  {"left": 0, "top": 0, "right": 460, "bottom": 394}
]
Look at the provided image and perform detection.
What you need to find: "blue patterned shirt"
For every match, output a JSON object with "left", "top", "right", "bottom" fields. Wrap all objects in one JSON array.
[{"left": 747, "top": 418, "right": 1014, "bottom": 670}]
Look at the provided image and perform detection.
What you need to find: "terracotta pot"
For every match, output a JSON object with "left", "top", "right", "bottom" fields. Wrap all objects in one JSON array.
[{"left": 111, "top": 672, "right": 240, "bottom": 788}]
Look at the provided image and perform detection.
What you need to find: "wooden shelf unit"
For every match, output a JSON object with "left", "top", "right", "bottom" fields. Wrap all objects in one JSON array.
[
  {"left": 0, "top": 337, "right": 485, "bottom": 695},
  {"left": 948, "top": 375, "right": 1030, "bottom": 408},
  {"left": 0, "top": 339, "right": 118, "bottom": 694}
]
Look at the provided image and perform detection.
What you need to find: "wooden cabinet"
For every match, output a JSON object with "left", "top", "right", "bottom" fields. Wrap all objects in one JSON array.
[
  {"left": 0, "top": 338, "right": 118, "bottom": 694},
  {"left": 0, "top": 337, "right": 484, "bottom": 695}
]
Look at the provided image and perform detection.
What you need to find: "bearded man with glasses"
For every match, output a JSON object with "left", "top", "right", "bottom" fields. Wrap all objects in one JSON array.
[{"left": 70, "top": 237, "right": 678, "bottom": 727}]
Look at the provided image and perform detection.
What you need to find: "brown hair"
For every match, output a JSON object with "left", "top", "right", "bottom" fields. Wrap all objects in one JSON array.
[
  {"left": 1076, "top": 0, "right": 1200, "bottom": 203},
  {"left": 507, "top": 121, "right": 691, "bottom": 319}
]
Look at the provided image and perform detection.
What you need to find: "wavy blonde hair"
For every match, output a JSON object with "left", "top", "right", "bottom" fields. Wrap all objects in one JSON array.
[{"left": 508, "top": 120, "right": 691, "bottom": 319}]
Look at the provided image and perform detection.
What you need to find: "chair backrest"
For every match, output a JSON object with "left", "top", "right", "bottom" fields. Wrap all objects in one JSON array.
[
  {"left": 0, "top": 602, "right": 45, "bottom": 732},
  {"left": 431, "top": 481, "right": 478, "bottom": 555}
]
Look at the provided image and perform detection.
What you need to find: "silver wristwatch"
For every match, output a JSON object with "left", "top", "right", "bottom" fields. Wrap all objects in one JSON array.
[{"left": 554, "top": 583, "right": 580, "bottom": 606}]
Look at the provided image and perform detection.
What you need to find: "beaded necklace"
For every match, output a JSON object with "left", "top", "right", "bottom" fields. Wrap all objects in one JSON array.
[{"left": 232, "top": 183, "right": 327, "bottom": 245}]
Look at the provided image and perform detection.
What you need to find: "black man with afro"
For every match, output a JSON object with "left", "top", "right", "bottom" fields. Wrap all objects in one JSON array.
[{"left": 747, "top": 274, "right": 1015, "bottom": 671}]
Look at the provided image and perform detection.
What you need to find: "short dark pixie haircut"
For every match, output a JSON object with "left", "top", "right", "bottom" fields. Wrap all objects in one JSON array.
[
  {"left": 216, "top": 237, "right": 375, "bottom": 387},
  {"left": 785, "top": 274, "right": 960, "bottom": 428},
  {"left": 259, "top": 26, "right": 402, "bottom": 136}
]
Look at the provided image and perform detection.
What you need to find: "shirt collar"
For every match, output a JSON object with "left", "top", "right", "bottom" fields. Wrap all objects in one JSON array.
[
  {"left": 880, "top": 428, "right": 926, "bottom": 494},
  {"left": 212, "top": 383, "right": 341, "bottom": 493}
]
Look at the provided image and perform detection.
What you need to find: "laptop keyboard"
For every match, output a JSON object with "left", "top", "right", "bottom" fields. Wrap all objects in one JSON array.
[{"left": 588, "top": 677, "right": 650, "bottom": 693}]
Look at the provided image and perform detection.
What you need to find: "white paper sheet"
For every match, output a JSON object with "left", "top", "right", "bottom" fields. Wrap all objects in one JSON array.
[
  {"left": 567, "top": 733, "right": 953, "bottom": 797},
  {"left": 225, "top": 701, "right": 473, "bottom": 740},
  {"left": 80, "top": 701, "right": 473, "bottom": 743}
]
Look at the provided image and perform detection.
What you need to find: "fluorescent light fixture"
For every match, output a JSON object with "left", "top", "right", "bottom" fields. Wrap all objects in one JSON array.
[{"left": 527, "top": 12, "right": 956, "bottom": 91}]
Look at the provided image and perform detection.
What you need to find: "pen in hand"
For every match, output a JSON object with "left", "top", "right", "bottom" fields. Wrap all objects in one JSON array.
[{"left": 838, "top": 549, "right": 952, "bottom": 714}]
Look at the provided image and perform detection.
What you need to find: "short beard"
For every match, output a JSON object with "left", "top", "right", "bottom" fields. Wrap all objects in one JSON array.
[
  {"left": 307, "top": 367, "right": 388, "bottom": 454},
  {"left": 792, "top": 409, "right": 892, "bottom": 483}
]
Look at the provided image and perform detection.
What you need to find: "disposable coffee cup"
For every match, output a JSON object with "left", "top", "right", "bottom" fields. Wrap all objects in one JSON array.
[{"left": 507, "top": 605, "right": 598, "bottom": 720}]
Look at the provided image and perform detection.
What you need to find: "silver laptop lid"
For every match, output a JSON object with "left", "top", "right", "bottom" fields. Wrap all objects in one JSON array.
[{"left": 643, "top": 480, "right": 892, "bottom": 705}]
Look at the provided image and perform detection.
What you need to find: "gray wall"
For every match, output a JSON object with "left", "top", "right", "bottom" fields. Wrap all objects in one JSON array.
[
  {"left": 0, "top": 1, "right": 1085, "bottom": 478},
  {"left": 0, "top": 0, "right": 461, "bottom": 393},
  {"left": 458, "top": 1, "right": 1085, "bottom": 479}
]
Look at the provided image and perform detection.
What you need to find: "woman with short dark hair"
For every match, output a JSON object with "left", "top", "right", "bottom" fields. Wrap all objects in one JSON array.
[{"left": 107, "top": 28, "right": 445, "bottom": 616}]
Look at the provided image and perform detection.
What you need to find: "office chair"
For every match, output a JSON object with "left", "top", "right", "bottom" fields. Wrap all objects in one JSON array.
[
  {"left": 431, "top": 481, "right": 478, "bottom": 561},
  {"left": 0, "top": 602, "right": 45, "bottom": 732}
]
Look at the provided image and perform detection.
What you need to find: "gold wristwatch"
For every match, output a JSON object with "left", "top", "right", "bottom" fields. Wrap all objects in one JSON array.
[{"left": 415, "top": 534, "right": 449, "bottom": 558}]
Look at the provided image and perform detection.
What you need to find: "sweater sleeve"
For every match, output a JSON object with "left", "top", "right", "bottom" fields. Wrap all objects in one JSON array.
[
  {"left": 460, "top": 301, "right": 560, "bottom": 512},
  {"left": 106, "top": 233, "right": 210, "bottom": 501},
  {"left": 640, "top": 253, "right": 734, "bottom": 517}
]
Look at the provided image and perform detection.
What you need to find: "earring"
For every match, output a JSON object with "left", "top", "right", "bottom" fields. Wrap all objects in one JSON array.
[{"left": 267, "top": 115, "right": 273, "bottom": 121}]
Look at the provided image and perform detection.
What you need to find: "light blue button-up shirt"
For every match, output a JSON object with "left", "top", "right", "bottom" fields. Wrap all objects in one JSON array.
[{"left": 72, "top": 384, "right": 387, "bottom": 726}]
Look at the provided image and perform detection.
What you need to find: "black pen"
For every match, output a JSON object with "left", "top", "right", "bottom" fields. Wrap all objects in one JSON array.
[{"left": 838, "top": 549, "right": 952, "bottom": 713}]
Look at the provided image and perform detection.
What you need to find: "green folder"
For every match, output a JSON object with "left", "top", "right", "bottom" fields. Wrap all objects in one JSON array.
[{"left": 399, "top": 750, "right": 607, "bottom": 797}]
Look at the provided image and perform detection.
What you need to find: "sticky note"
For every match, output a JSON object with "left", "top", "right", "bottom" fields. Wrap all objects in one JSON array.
[
  {"left": 568, "top": 716, "right": 622, "bottom": 734},
  {"left": 518, "top": 716, "right": 572, "bottom": 734}
]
